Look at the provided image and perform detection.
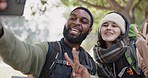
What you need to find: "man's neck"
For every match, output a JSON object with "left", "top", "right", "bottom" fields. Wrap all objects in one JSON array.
[{"left": 64, "top": 38, "right": 80, "bottom": 50}]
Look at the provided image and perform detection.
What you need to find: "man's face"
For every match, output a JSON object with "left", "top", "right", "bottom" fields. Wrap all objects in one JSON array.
[{"left": 63, "top": 9, "right": 92, "bottom": 44}]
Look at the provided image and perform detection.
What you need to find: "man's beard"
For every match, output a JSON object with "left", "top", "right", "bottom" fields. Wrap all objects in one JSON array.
[{"left": 63, "top": 26, "right": 89, "bottom": 44}]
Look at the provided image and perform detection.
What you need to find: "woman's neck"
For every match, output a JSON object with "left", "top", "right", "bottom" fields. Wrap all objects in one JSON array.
[{"left": 106, "top": 41, "right": 113, "bottom": 48}]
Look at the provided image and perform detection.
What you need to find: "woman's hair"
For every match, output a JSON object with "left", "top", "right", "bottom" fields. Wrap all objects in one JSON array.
[{"left": 97, "top": 12, "right": 129, "bottom": 48}]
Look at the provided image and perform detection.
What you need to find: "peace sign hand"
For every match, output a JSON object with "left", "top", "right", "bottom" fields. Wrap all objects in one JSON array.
[
  {"left": 64, "top": 48, "right": 90, "bottom": 78},
  {"left": 142, "top": 22, "right": 148, "bottom": 43},
  {"left": 134, "top": 22, "right": 148, "bottom": 44},
  {"left": 134, "top": 22, "right": 148, "bottom": 72}
]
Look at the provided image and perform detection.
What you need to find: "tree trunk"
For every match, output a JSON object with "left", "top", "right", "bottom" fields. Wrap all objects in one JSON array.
[{"left": 120, "top": 10, "right": 134, "bottom": 24}]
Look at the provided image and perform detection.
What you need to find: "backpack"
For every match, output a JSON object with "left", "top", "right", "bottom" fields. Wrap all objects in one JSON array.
[
  {"left": 39, "top": 41, "right": 97, "bottom": 78},
  {"left": 118, "top": 38, "right": 145, "bottom": 77},
  {"left": 117, "top": 24, "right": 144, "bottom": 77}
]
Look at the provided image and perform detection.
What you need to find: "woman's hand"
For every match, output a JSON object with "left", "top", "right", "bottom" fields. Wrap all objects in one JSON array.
[
  {"left": 64, "top": 48, "right": 90, "bottom": 78},
  {"left": 142, "top": 22, "right": 148, "bottom": 43},
  {"left": 134, "top": 22, "right": 148, "bottom": 72},
  {"left": 134, "top": 22, "right": 148, "bottom": 43}
]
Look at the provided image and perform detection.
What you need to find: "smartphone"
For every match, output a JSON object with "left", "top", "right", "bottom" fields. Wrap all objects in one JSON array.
[
  {"left": 11, "top": 76, "right": 27, "bottom": 78},
  {"left": 0, "top": 0, "right": 26, "bottom": 16}
]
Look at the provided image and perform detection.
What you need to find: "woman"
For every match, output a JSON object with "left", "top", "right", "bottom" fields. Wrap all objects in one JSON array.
[{"left": 93, "top": 12, "right": 145, "bottom": 78}]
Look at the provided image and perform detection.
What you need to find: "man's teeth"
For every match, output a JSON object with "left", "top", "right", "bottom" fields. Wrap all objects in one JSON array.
[{"left": 71, "top": 28, "right": 79, "bottom": 32}]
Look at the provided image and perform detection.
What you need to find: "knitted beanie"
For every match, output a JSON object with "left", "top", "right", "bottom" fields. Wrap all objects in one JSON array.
[{"left": 99, "top": 13, "right": 125, "bottom": 34}]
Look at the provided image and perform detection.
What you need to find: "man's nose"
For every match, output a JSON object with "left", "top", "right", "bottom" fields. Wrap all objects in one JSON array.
[{"left": 75, "top": 19, "right": 81, "bottom": 25}]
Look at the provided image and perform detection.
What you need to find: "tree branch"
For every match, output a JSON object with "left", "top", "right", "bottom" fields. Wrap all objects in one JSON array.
[
  {"left": 78, "top": 0, "right": 112, "bottom": 10},
  {"left": 125, "top": 0, "right": 134, "bottom": 11},
  {"left": 106, "top": 0, "right": 123, "bottom": 11},
  {"left": 132, "top": 0, "right": 141, "bottom": 10},
  {"left": 130, "top": 0, "right": 141, "bottom": 22},
  {"left": 122, "top": 0, "right": 127, "bottom": 3}
]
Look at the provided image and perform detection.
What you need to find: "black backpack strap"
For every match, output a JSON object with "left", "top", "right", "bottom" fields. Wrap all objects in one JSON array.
[
  {"left": 128, "top": 40, "right": 145, "bottom": 77},
  {"left": 84, "top": 50, "right": 97, "bottom": 75},
  {"left": 39, "top": 41, "right": 61, "bottom": 78}
]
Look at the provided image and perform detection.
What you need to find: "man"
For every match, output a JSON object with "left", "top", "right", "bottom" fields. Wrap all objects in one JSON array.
[{"left": 0, "top": 4, "right": 96, "bottom": 78}]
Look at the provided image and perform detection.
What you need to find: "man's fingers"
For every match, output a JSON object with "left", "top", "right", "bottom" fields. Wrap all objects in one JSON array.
[
  {"left": 77, "top": 65, "right": 84, "bottom": 74},
  {"left": 71, "top": 71, "right": 76, "bottom": 78},
  {"left": 72, "top": 48, "right": 79, "bottom": 64},
  {"left": 64, "top": 53, "right": 74, "bottom": 67},
  {"left": 72, "top": 48, "right": 80, "bottom": 73}
]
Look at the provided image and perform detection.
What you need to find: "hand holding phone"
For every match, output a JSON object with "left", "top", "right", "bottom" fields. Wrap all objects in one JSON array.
[
  {"left": 0, "top": 0, "right": 8, "bottom": 11},
  {"left": 0, "top": 0, "right": 26, "bottom": 16}
]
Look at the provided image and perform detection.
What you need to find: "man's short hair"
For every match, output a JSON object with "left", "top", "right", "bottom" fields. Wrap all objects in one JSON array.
[{"left": 71, "top": 7, "right": 93, "bottom": 28}]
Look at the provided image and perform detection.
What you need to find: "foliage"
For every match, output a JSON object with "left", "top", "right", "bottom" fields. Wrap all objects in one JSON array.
[
  {"left": 1, "top": 16, "right": 50, "bottom": 43},
  {"left": 59, "top": 0, "right": 147, "bottom": 50},
  {"left": 60, "top": 0, "right": 147, "bottom": 28}
]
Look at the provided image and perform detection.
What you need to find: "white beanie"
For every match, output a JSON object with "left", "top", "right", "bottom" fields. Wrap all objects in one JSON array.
[{"left": 99, "top": 13, "right": 125, "bottom": 34}]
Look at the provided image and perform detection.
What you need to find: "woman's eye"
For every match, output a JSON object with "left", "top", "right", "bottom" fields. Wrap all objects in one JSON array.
[
  {"left": 102, "top": 24, "right": 108, "bottom": 27},
  {"left": 112, "top": 24, "right": 118, "bottom": 27}
]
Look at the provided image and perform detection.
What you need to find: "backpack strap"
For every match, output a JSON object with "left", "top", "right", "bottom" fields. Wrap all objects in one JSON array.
[
  {"left": 118, "top": 46, "right": 137, "bottom": 77},
  {"left": 127, "top": 39, "right": 141, "bottom": 75},
  {"left": 39, "top": 41, "right": 61, "bottom": 78},
  {"left": 118, "top": 46, "right": 142, "bottom": 77},
  {"left": 83, "top": 49, "right": 97, "bottom": 75},
  {"left": 126, "top": 47, "right": 137, "bottom": 71}
]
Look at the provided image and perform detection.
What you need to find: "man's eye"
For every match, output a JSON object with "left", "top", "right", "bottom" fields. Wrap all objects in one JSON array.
[
  {"left": 69, "top": 17, "right": 76, "bottom": 20},
  {"left": 82, "top": 20, "right": 87, "bottom": 24},
  {"left": 81, "top": 19, "right": 89, "bottom": 24}
]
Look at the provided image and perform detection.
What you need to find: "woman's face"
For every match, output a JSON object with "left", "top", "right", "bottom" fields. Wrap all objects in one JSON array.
[{"left": 100, "top": 21, "right": 121, "bottom": 42}]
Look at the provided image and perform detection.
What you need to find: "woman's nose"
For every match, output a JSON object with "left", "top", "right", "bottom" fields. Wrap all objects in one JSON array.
[{"left": 106, "top": 24, "right": 112, "bottom": 29}]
